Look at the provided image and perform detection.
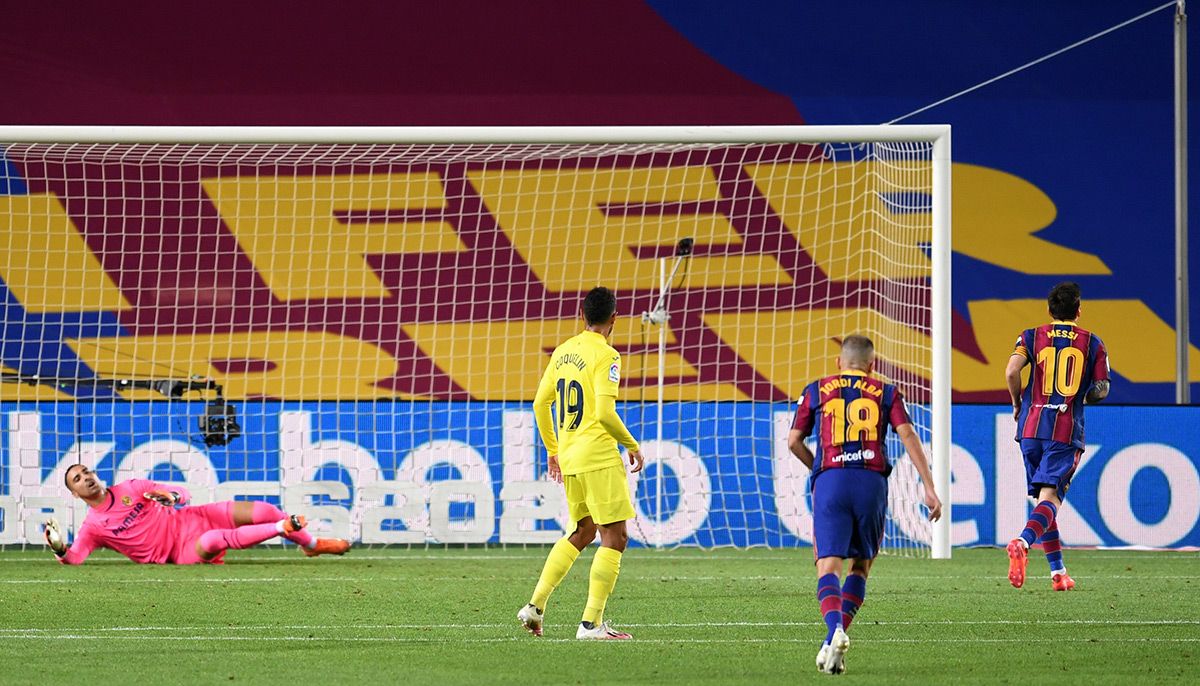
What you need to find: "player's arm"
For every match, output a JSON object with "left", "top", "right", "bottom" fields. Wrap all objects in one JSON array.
[
  {"left": 787, "top": 384, "right": 817, "bottom": 469},
  {"left": 787, "top": 429, "right": 814, "bottom": 470},
  {"left": 887, "top": 391, "right": 941, "bottom": 521},
  {"left": 1085, "top": 379, "right": 1110, "bottom": 404},
  {"left": 595, "top": 394, "right": 638, "bottom": 450},
  {"left": 1006, "top": 332, "right": 1032, "bottom": 421},
  {"left": 143, "top": 481, "right": 191, "bottom": 507},
  {"left": 1004, "top": 354, "right": 1028, "bottom": 421},
  {"left": 1085, "top": 337, "right": 1111, "bottom": 404},
  {"left": 49, "top": 522, "right": 98, "bottom": 565},
  {"left": 595, "top": 395, "right": 643, "bottom": 473},
  {"left": 896, "top": 423, "right": 943, "bottom": 522},
  {"left": 131, "top": 478, "right": 190, "bottom": 507},
  {"left": 594, "top": 353, "right": 642, "bottom": 473},
  {"left": 532, "top": 364, "right": 561, "bottom": 481}
]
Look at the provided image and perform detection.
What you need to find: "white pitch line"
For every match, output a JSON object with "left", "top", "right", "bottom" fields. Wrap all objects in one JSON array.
[
  {"left": 0, "top": 551, "right": 1194, "bottom": 564},
  {"left": 0, "top": 554, "right": 550, "bottom": 563},
  {"left": 0, "top": 575, "right": 794, "bottom": 584},
  {"left": 2, "top": 618, "right": 1197, "bottom": 634},
  {"left": 0, "top": 577, "right": 371, "bottom": 585},
  {"left": 0, "top": 634, "right": 1198, "bottom": 645},
  {"left": 5, "top": 573, "right": 1200, "bottom": 585}
]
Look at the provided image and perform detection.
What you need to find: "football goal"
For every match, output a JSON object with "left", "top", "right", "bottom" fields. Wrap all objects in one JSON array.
[{"left": 0, "top": 125, "right": 950, "bottom": 558}]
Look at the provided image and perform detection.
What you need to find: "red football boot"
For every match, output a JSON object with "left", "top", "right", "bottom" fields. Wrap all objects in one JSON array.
[
  {"left": 1051, "top": 572, "right": 1076, "bottom": 591},
  {"left": 1006, "top": 539, "right": 1028, "bottom": 589}
]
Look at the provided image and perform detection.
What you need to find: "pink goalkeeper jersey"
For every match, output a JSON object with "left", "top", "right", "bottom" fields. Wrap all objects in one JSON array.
[{"left": 59, "top": 479, "right": 192, "bottom": 565}]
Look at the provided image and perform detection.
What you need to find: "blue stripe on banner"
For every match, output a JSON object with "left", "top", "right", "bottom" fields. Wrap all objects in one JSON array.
[{"left": 0, "top": 403, "right": 1197, "bottom": 548}]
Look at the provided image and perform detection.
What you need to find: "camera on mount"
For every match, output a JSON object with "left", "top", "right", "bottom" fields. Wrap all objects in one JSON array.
[
  {"left": 200, "top": 397, "right": 241, "bottom": 447},
  {"left": 151, "top": 376, "right": 242, "bottom": 447},
  {"left": 2, "top": 372, "right": 242, "bottom": 448}
]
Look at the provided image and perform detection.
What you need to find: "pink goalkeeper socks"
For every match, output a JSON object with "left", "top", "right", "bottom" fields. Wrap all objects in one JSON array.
[
  {"left": 198, "top": 522, "right": 281, "bottom": 555},
  {"left": 251, "top": 502, "right": 314, "bottom": 548}
]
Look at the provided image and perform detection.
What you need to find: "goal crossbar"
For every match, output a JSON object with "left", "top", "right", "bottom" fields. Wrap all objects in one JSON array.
[{"left": 0, "top": 124, "right": 950, "bottom": 146}]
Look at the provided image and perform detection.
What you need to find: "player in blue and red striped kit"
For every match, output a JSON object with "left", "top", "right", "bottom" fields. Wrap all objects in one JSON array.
[
  {"left": 1004, "top": 282, "right": 1110, "bottom": 591},
  {"left": 788, "top": 335, "right": 942, "bottom": 675}
]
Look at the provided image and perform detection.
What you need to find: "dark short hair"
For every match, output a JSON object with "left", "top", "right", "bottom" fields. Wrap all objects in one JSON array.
[
  {"left": 581, "top": 287, "right": 617, "bottom": 325},
  {"left": 64, "top": 463, "right": 84, "bottom": 490},
  {"left": 1048, "top": 281, "right": 1081, "bottom": 320}
]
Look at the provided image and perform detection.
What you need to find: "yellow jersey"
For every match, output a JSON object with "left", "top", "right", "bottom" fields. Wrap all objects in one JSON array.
[{"left": 533, "top": 330, "right": 638, "bottom": 475}]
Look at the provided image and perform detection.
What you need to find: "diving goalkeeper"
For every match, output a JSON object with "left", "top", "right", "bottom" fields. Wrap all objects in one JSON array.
[{"left": 44, "top": 464, "right": 350, "bottom": 565}]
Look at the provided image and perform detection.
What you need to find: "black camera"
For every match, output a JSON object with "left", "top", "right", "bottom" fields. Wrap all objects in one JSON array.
[{"left": 200, "top": 400, "right": 241, "bottom": 447}]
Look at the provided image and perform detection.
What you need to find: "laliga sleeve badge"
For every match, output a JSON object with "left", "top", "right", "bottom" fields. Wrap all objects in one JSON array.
[{"left": 609, "top": 363, "right": 620, "bottom": 383}]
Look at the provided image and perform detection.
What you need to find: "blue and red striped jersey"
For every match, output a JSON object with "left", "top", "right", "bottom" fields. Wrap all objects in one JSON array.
[
  {"left": 1012, "top": 320, "right": 1109, "bottom": 449},
  {"left": 791, "top": 370, "right": 911, "bottom": 481}
]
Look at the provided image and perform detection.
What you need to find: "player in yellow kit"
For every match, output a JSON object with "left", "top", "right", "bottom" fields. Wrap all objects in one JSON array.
[{"left": 517, "top": 286, "right": 644, "bottom": 640}]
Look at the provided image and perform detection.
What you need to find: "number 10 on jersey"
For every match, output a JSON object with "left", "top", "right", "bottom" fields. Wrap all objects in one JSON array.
[{"left": 1037, "top": 346, "right": 1084, "bottom": 397}]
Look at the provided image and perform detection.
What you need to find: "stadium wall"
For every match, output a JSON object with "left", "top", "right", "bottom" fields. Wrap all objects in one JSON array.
[{"left": 1, "top": 403, "right": 1196, "bottom": 549}]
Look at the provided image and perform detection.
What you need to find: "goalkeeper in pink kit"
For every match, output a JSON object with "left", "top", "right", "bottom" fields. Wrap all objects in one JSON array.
[{"left": 44, "top": 464, "right": 350, "bottom": 564}]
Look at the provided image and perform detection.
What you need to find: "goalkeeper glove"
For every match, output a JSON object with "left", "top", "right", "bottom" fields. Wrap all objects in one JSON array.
[
  {"left": 43, "top": 518, "right": 66, "bottom": 556},
  {"left": 143, "top": 489, "right": 181, "bottom": 507}
]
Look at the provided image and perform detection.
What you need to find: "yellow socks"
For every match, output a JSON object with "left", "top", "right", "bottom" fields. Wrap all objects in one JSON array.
[
  {"left": 582, "top": 546, "right": 622, "bottom": 625},
  {"left": 530, "top": 537, "right": 581, "bottom": 611},
  {"left": 530, "top": 539, "right": 625, "bottom": 625}
]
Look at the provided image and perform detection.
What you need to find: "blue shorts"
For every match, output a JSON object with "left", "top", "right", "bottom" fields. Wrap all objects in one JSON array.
[
  {"left": 1020, "top": 439, "right": 1082, "bottom": 500},
  {"left": 811, "top": 469, "right": 888, "bottom": 561}
]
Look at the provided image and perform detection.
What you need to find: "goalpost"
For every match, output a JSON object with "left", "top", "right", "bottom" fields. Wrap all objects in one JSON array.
[{"left": 0, "top": 125, "right": 951, "bottom": 559}]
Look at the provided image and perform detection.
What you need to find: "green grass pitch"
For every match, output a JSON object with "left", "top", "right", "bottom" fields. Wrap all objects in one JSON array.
[{"left": 0, "top": 547, "right": 1197, "bottom": 684}]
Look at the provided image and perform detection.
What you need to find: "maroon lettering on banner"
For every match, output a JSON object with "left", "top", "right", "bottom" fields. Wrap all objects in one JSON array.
[{"left": 7, "top": 144, "right": 934, "bottom": 402}]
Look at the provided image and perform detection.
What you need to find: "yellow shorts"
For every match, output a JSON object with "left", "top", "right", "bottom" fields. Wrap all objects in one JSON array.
[{"left": 563, "top": 464, "right": 636, "bottom": 526}]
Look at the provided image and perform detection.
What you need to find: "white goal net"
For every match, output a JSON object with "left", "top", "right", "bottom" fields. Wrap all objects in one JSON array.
[{"left": 0, "top": 126, "right": 950, "bottom": 557}]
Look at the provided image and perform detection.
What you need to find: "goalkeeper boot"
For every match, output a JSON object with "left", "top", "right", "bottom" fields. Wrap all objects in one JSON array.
[
  {"left": 823, "top": 626, "right": 850, "bottom": 675},
  {"left": 517, "top": 603, "right": 544, "bottom": 637},
  {"left": 576, "top": 620, "right": 632, "bottom": 640},
  {"left": 1006, "top": 539, "right": 1028, "bottom": 589},
  {"left": 303, "top": 538, "right": 351, "bottom": 557},
  {"left": 1051, "top": 571, "right": 1076, "bottom": 591}
]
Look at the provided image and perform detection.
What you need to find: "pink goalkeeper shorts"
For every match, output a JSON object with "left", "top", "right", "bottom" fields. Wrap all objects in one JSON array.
[{"left": 170, "top": 501, "right": 237, "bottom": 564}]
